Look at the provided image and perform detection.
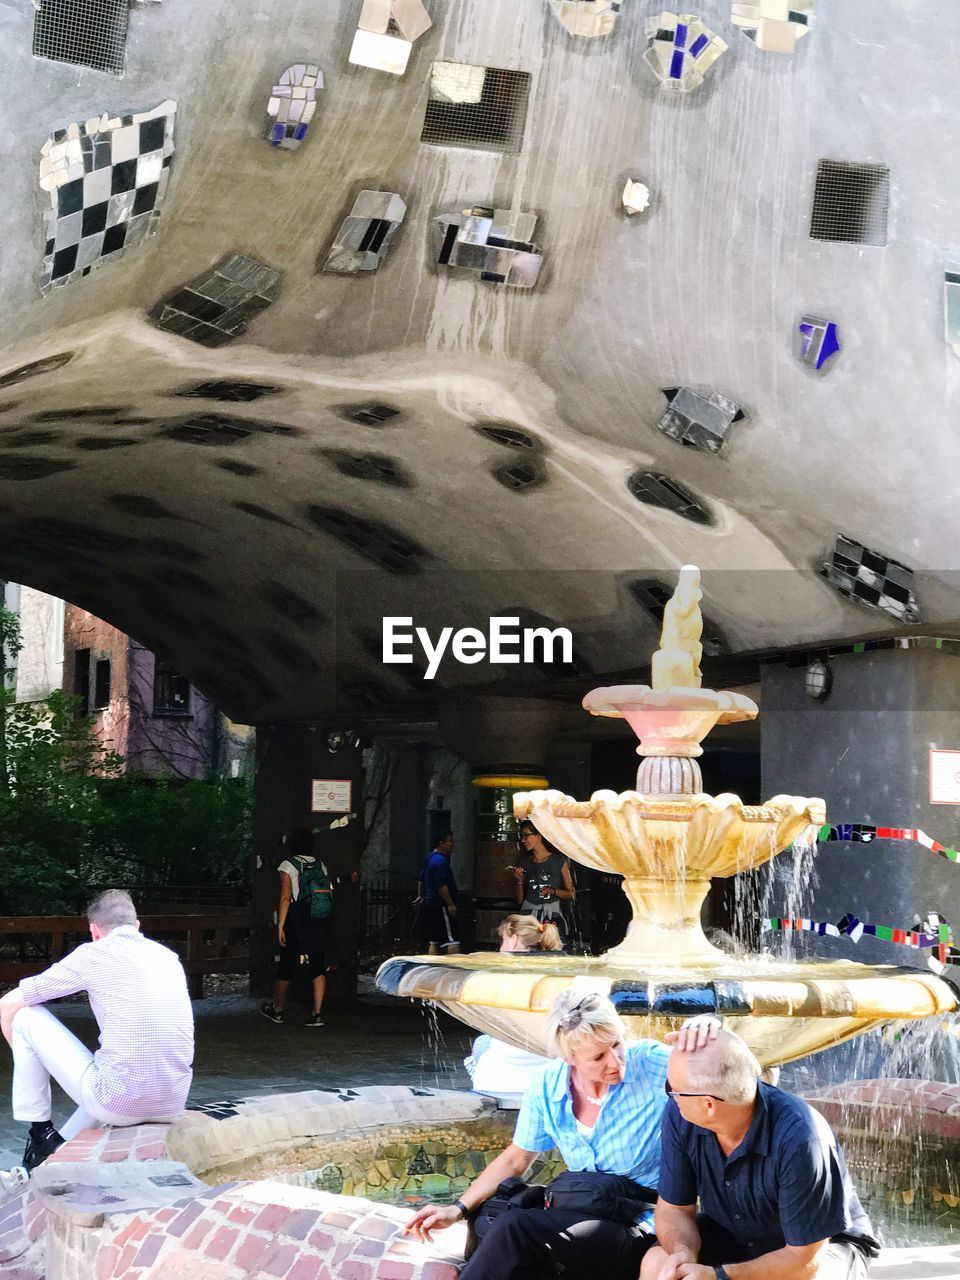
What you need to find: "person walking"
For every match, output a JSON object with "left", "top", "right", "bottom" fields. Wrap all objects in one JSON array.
[
  {"left": 260, "top": 826, "right": 355, "bottom": 1027},
  {"left": 419, "top": 831, "right": 461, "bottom": 955},
  {"left": 0, "top": 889, "right": 194, "bottom": 1173}
]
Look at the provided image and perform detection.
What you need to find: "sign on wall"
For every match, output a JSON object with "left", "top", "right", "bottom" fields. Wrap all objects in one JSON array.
[
  {"left": 311, "top": 778, "right": 353, "bottom": 813},
  {"left": 929, "top": 749, "right": 960, "bottom": 805}
]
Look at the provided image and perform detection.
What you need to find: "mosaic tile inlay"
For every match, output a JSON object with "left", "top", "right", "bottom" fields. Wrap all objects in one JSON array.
[
  {"left": 39, "top": 100, "right": 176, "bottom": 294},
  {"left": 546, "top": 0, "right": 625, "bottom": 39},
  {"left": 153, "top": 254, "right": 280, "bottom": 346},
  {"left": 821, "top": 534, "right": 919, "bottom": 623},
  {"left": 349, "top": 0, "right": 433, "bottom": 76},
  {"left": 432, "top": 207, "right": 543, "bottom": 288},
  {"left": 731, "top": 1, "right": 815, "bottom": 54},
  {"left": 322, "top": 190, "right": 407, "bottom": 273},
  {"left": 267, "top": 64, "right": 323, "bottom": 150},
  {"left": 797, "top": 315, "right": 841, "bottom": 373},
  {"left": 644, "top": 12, "right": 727, "bottom": 92},
  {"left": 622, "top": 179, "right": 650, "bottom": 215},
  {"left": 656, "top": 386, "right": 744, "bottom": 454}
]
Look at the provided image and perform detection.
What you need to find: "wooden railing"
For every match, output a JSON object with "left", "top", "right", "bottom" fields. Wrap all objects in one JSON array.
[{"left": 0, "top": 913, "right": 253, "bottom": 996}]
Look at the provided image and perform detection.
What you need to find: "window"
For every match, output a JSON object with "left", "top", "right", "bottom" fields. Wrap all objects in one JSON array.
[
  {"left": 322, "top": 450, "right": 410, "bottom": 486},
  {"left": 626, "top": 471, "right": 714, "bottom": 526},
  {"left": 477, "top": 423, "right": 537, "bottom": 449},
  {"left": 338, "top": 403, "right": 401, "bottom": 426},
  {"left": 73, "top": 648, "right": 90, "bottom": 715},
  {"left": 153, "top": 659, "right": 191, "bottom": 714},
  {"left": 421, "top": 63, "right": 532, "bottom": 154},
  {"left": 809, "top": 160, "right": 890, "bottom": 247},
  {"left": 154, "top": 255, "right": 281, "bottom": 347},
  {"left": 492, "top": 459, "right": 545, "bottom": 491},
  {"left": 33, "top": 0, "right": 129, "bottom": 75},
  {"left": 93, "top": 658, "right": 111, "bottom": 709}
]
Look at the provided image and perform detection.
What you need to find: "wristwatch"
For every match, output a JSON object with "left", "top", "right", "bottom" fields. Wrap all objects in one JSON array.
[
  {"left": 453, "top": 1199, "right": 470, "bottom": 1219},
  {"left": 712, "top": 1266, "right": 730, "bottom": 1280}
]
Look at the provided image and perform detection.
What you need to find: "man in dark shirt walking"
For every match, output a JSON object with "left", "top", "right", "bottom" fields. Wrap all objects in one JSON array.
[
  {"left": 642, "top": 1029, "right": 878, "bottom": 1280},
  {"left": 418, "top": 832, "right": 461, "bottom": 955}
]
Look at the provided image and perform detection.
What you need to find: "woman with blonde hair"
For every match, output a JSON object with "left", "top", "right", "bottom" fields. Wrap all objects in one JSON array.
[
  {"left": 498, "top": 913, "right": 562, "bottom": 953},
  {"left": 409, "top": 989, "right": 719, "bottom": 1280},
  {"left": 465, "top": 914, "right": 562, "bottom": 1099}
]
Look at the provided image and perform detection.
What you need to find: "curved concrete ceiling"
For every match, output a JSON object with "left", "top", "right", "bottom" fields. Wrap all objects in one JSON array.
[{"left": 1, "top": 0, "right": 958, "bottom": 723}]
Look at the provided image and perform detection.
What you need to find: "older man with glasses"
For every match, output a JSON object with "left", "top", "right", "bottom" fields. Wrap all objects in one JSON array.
[{"left": 642, "top": 1029, "right": 879, "bottom": 1280}]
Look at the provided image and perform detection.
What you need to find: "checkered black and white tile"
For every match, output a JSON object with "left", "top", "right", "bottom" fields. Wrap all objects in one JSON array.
[
  {"left": 39, "top": 99, "right": 176, "bottom": 294},
  {"left": 822, "top": 534, "right": 919, "bottom": 622}
]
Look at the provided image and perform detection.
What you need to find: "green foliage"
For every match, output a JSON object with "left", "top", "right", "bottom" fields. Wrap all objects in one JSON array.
[{"left": 0, "top": 688, "right": 251, "bottom": 914}]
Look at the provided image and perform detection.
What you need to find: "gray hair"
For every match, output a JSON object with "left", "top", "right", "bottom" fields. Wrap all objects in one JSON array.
[
  {"left": 681, "top": 1029, "right": 762, "bottom": 1104},
  {"left": 546, "top": 990, "right": 624, "bottom": 1059},
  {"left": 86, "top": 889, "right": 138, "bottom": 932}
]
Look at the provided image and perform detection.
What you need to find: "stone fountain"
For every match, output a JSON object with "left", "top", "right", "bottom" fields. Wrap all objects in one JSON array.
[{"left": 377, "top": 567, "right": 956, "bottom": 1067}]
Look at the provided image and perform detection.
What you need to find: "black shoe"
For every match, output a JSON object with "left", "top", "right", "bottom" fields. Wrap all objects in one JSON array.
[
  {"left": 304, "top": 1013, "right": 325, "bottom": 1028},
  {"left": 22, "top": 1123, "right": 64, "bottom": 1173},
  {"left": 259, "top": 1002, "right": 284, "bottom": 1024}
]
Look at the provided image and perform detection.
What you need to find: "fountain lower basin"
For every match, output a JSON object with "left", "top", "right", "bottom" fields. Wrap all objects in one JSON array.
[{"left": 376, "top": 950, "right": 957, "bottom": 1068}]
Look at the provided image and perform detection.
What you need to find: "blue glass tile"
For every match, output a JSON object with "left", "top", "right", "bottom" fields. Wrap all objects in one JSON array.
[
  {"left": 817, "top": 322, "right": 840, "bottom": 368},
  {"left": 293, "top": 123, "right": 308, "bottom": 140},
  {"left": 674, "top": 22, "right": 687, "bottom": 48},
  {"left": 270, "top": 123, "right": 284, "bottom": 144},
  {"left": 689, "top": 33, "right": 708, "bottom": 57},
  {"left": 669, "top": 49, "right": 685, "bottom": 78}
]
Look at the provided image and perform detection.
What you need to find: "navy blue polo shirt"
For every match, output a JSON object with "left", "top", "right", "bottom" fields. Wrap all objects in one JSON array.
[
  {"left": 659, "top": 1082, "right": 878, "bottom": 1259},
  {"left": 421, "top": 851, "right": 457, "bottom": 906}
]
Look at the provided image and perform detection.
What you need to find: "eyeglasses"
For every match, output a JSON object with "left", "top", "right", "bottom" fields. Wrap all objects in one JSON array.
[{"left": 664, "top": 1080, "right": 726, "bottom": 1102}]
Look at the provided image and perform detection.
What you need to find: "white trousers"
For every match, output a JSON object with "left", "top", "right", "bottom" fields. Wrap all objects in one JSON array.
[{"left": 11, "top": 1005, "right": 148, "bottom": 1141}]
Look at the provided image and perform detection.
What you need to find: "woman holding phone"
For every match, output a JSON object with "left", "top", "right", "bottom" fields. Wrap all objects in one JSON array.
[{"left": 510, "top": 820, "right": 575, "bottom": 942}]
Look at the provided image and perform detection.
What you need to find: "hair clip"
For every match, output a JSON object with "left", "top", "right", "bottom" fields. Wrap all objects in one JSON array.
[{"left": 536, "top": 921, "right": 545, "bottom": 933}]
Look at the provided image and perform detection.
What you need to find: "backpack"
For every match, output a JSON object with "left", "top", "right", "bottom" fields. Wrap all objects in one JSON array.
[{"left": 294, "top": 857, "right": 333, "bottom": 920}]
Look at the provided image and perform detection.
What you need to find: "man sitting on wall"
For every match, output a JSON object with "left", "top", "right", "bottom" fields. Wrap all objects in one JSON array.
[
  {"left": 642, "top": 1029, "right": 879, "bottom": 1280},
  {"left": 0, "top": 889, "right": 195, "bottom": 1171}
]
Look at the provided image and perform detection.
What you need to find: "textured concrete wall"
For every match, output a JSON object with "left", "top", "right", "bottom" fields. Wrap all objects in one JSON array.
[
  {"left": 760, "top": 648, "right": 960, "bottom": 968},
  {"left": 2, "top": 3, "right": 960, "bottom": 724}
]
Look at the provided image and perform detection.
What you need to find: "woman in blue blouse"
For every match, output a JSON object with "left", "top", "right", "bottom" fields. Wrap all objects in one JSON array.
[{"left": 405, "top": 991, "right": 718, "bottom": 1280}]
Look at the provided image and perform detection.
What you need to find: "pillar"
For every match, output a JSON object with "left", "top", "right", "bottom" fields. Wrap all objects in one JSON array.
[
  {"left": 252, "top": 724, "right": 364, "bottom": 1003},
  {"left": 759, "top": 643, "right": 960, "bottom": 969},
  {"left": 439, "top": 694, "right": 570, "bottom": 947}
]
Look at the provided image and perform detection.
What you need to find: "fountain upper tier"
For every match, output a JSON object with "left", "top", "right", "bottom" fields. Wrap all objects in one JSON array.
[{"left": 514, "top": 787, "right": 823, "bottom": 963}]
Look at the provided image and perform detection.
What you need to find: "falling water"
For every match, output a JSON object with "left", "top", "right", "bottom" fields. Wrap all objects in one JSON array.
[{"left": 418, "top": 1000, "right": 466, "bottom": 1090}]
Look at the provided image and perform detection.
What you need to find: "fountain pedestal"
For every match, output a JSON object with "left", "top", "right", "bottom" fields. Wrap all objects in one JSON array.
[{"left": 614, "top": 876, "right": 720, "bottom": 963}]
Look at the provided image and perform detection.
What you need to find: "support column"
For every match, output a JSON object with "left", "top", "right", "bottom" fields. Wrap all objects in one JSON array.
[
  {"left": 760, "top": 643, "right": 960, "bottom": 968},
  {"left": 252, "top": 724, "right": 363, "bottom": 1003},
  {"left": 439, "top": 694, "right": 566, "bottom": 948}
]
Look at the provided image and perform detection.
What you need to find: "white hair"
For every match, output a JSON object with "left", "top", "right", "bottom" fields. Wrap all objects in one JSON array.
[
  {"left": 545, "top": 990, "right": 624, "bottom": 1059},
  {"left": 87, "top": 889, "right": 138, "bottom": 932},
  {"left": 682, "top": 1029, "right": 762, "bottom": 1104}
]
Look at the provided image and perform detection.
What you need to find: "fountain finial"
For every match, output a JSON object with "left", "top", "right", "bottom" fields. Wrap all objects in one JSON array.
[{"left": 651, "top": 564, "right": 703, "bottom": 690}]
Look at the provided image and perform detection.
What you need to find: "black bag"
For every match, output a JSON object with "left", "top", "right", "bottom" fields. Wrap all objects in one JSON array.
[
  {"left": 544, "top": 1171, "right": 657, "bottom": 1225},
  {"left": 468, "top": 1171, "right": 656, "bottom": 1257}
]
